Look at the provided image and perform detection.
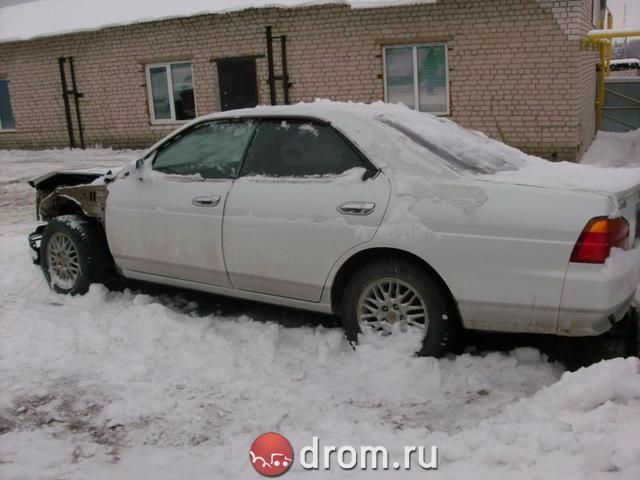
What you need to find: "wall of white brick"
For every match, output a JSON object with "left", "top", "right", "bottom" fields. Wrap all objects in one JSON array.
[{"left": 0, "top": 0, "right": 598, "bottom": 160}]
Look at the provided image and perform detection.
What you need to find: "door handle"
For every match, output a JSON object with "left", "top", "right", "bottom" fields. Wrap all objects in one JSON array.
[
  {"left": 192, "top": 195, "right": 221, "bottom": 207},
  {"left": 337, "top": 202, "right": 375, "bottom": 216}
]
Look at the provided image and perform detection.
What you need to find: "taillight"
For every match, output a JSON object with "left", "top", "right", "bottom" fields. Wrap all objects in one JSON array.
[{"left": 570, "top": 217, "right": 630, "bottom": 264}]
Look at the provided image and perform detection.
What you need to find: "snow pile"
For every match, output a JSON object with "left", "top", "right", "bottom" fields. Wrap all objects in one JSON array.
[
  {"left": 1, "top": 263, "right": 639, "bottom": 478},
  {"left": 438, "top": 357, "right": 640, "bottom": 479},
  {"left": 0, "top": 0, "right": 436, "bottom": 42},
  {"left": 374, "top": 110, "right": 528, "bottom": 174},
  {"left": 581, "top": 129, "right": 640, "bottom": 168}
]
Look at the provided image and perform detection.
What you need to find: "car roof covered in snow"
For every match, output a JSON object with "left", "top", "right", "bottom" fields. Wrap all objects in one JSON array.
[{"left": 187, "top": 101, "right": 532, "bottom": 179}]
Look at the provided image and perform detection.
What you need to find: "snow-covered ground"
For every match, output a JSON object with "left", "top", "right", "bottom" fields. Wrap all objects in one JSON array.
[{"left": 1, "top": 131, "right": 640, "bottom": 479}]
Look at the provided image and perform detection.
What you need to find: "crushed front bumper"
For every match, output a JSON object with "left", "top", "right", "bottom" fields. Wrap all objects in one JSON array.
[{"left": 28, "top": 225, "right": 46, "bottom": 265}]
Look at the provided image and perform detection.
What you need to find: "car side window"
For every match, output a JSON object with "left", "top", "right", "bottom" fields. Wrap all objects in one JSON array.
[
  {"left": 240, "top": 120, "right": 364, "bottom": 177},
  {"left": 153, "top": 120, "right": 256, "bottom": 179}
]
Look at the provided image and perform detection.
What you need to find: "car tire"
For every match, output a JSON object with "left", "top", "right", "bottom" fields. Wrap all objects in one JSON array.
[
  {"left": 341, "top": 258, "right": 459, "bottom": 357},
  {"left": 40, "top": 215, "right": 110, "bottom": 295}
]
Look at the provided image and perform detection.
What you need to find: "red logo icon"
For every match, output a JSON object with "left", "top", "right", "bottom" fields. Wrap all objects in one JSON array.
[{"left": 250, "top": 432, "right": 294, "bottom": 477}]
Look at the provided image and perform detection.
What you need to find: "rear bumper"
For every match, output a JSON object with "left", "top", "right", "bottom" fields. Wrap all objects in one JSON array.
[
  {"left": 557, "top": 249, "right": 640, "bottom": 336},
  {"left": 28, "top": 225, "right": 45, "bottom": 265},
  {"left": 557, "top": 294, "right": 634, "bottom": 336}
]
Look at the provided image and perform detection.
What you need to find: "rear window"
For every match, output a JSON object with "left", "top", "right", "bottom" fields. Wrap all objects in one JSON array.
[{"left": 376, "top": 115, "right": 524, "bottom": 175}]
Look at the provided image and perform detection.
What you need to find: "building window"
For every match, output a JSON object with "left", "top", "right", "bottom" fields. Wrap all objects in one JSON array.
[
  {"left": 383, "top": 44, "right": 449, "bottom": 115},
  {"left": 146, "top": 62, "right": 196, "bottom": 123},
  {"left": 0, "top": 79, "right": 16, "bottom": 130}
]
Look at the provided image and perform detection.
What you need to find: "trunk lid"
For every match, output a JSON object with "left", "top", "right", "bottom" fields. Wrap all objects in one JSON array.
[{"left": 472, "top": 173, "right": 640, "bottom": 246}]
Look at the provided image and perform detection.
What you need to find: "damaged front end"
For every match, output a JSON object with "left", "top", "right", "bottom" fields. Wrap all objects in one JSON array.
[
  {"left": 28, "top": 170, "right": 111, "bottom": 264},
  {"left": 38, "top": 183, "right": 109, "bottom": 222}
]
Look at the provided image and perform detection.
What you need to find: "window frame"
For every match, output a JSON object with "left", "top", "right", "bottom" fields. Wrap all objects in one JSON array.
[
  {"left": 382, "top": 43, "right": 450, "bottom": 116},
  {"left": 237, "top": 117, "right": 377, "bottom": 179},
  {"left": 145, "top": 61, "right": 197, "bottom": 125},
  {"left": 146, "top": 115, "right": 379, "bottom": 180},
  {"left": 0, "top": 78, "right": 16, "bottom": 132}
]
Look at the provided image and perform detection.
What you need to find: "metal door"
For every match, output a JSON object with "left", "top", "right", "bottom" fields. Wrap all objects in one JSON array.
[{"left": 217, "top": 58, "right": 259, "bottom": 111}]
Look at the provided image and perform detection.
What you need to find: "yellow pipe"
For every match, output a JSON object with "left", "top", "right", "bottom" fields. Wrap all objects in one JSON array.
[
  {"left": 587, "top": 10, "right": 640, "bottom": 130},
  {"left": 586, "top": 29, "right": 640, "bottom": 40}
]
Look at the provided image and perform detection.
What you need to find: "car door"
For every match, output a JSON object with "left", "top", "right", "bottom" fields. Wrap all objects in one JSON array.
[
  {"left": 223, "top": 118, "right": 391, "bottom": 302},
  {"left": 105, "top": 119, "right": 257, "bottom": 286}
]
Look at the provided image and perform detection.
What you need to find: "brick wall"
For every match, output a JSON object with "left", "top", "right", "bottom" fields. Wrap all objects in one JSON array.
[{"left": 0, "top": 0, "right": 598, "bottom": 160}]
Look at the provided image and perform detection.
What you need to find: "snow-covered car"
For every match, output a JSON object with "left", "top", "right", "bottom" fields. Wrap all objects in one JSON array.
[{"left": 28, "top": 102, "right": 640, "bottom": 356}]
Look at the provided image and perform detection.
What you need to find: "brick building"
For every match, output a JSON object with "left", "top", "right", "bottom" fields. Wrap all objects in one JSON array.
[{"left": 0, "top": 0, "right": 603, "bottom": 160}]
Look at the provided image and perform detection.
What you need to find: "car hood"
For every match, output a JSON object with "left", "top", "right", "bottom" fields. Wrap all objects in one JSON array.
[{"left": 28, "top": 167, "right": 120, "bottom": 190}]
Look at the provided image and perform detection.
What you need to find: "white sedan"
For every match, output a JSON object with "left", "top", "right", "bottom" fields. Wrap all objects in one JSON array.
[{"left": 29, "top": 102, "right": 640, "bottom": 356}]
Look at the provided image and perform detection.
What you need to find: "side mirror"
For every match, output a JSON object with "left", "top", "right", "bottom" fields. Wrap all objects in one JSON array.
[
  {"left": 134, "top": 158, "right": 145, "bottom": 181},
  {"left": 103, "top": 169, "right": 115, "bottom": 184}
]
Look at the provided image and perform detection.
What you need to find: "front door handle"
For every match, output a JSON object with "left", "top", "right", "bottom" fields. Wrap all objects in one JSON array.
[
  {"left": 192, "top": 195, "right": 221, "bottom": 207},
  {"left": 337, "top": 202, "right": 375, "bottom": 216}
]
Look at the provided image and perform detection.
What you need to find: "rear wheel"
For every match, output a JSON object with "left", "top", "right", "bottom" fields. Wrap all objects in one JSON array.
[
  {"left": 341, "top": 258, "right": 459, "bottom": 357},
  {"left": 41, "top": 215, "right": 110, "bottom": 295}
]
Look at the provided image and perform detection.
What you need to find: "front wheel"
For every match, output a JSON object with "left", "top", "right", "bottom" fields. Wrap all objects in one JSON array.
[
  {"left": 341, "top": 258, "right": 459, "bottom": 357},
  {"left": 40, "top": 215, "right": 110, "bottom": 295}
]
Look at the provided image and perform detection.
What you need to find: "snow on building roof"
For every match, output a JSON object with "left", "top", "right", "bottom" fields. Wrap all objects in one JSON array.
[{"left": 0, "top": 0, "right": 436, "bottom": 43}]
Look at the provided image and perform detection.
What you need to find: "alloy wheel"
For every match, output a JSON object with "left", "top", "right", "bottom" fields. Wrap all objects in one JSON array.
[
  {"left": 356, "top": 277, "right": 429, "bottom": 334},
  {"left": 46, "top": 232, "right": 81, "bottom": 290}
]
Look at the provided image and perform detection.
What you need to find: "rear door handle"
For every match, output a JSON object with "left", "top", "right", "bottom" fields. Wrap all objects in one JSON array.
[
  {"left": 192, "top": 195, "right": 221, "bottom": 207},
  {"left": 337, "top": 202, "right": 375, "bottom": 216}
]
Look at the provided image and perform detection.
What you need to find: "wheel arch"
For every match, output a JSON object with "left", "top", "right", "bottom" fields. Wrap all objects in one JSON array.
[
  {"left": 329, "top": 247, "right": 462, "bottom": 324},
  {"left": 40, "top": 195, "right": 84, "bottom": 221},
  {"left": 39, "top": 185, "right": 108, "bottom": 223},
  {"left": 43, "top": 211, "right": 112, "bottom": 267}
]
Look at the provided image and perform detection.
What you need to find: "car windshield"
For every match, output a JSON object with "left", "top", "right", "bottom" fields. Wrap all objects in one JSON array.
[{"left": 375, "top": 115, "right": 525, "bottom": 175}]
